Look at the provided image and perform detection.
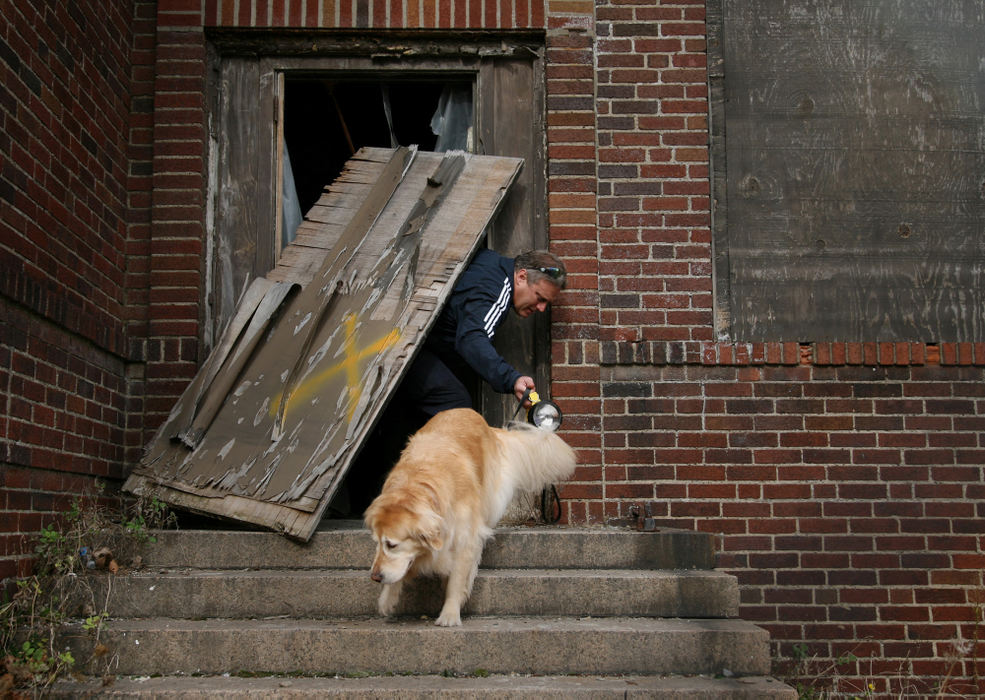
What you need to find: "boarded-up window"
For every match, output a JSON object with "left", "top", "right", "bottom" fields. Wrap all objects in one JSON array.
[{"left": 707, "top": 0, "right": 985, "bottom": 342}]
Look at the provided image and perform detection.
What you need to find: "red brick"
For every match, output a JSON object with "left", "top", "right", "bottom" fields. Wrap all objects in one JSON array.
[{"left": 4, "top": 8, "right": 984, "bottom": 698}]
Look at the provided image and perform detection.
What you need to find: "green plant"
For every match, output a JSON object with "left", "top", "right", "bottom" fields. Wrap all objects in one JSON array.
[
  {"left": 781, "top": 643, "right": 870, "bottom": 700},
  {"left": 1, "top": 488, "right": 176, "bottom": 696},
  {"left": 782, "top": 641, "right": 944, "bottom": 700},
  {"left": 122, "top": 496, "right": 177, "bottom": 544},
  {"left": 82, "top": 612, "right": 107, "bottom": 633},
  {"left": 3, "top": 637, "right": 75, "bottom": 691}
]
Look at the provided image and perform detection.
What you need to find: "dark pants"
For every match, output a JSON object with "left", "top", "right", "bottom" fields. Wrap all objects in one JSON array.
[{"left": 397, "top": 347, "right": 473, "bottom": 419}]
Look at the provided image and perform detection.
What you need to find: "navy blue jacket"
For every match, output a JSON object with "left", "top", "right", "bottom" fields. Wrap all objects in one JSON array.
[{"left": 425, "top": 249, "right": 521, "bottom": 394}]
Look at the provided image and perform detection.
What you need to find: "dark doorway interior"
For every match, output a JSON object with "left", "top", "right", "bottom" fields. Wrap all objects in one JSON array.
[{"left": 283, "top": 77, "right": 472, "bottom": 216}]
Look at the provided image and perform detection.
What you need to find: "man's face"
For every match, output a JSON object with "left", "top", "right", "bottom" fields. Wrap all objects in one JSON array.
[{"left": 513, "top": 269, "right": 561, "bottom": 318}]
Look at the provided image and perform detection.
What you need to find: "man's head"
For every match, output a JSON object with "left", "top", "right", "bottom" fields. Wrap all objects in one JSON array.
[{"left": 512, "top": 251, "right": 567, "bottom": 318}]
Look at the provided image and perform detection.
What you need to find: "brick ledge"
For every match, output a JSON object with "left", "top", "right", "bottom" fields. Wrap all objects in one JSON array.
[{"left": 599, "top": 341, "right": 985, "bottom": 367}]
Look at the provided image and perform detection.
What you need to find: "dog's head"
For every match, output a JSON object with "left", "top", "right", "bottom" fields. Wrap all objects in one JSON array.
[{"left": 364, "top": 494, "right": 443, "bottom": 585}]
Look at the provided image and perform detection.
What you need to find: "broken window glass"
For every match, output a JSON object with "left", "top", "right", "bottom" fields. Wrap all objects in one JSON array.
[{"left": 281, "top": 140, "right": 302, "bottom": 247}]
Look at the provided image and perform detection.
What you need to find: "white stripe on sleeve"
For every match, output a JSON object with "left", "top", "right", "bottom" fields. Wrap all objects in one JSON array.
[{"left": 483, "top": 277, "right": 511, "bottom": 338}]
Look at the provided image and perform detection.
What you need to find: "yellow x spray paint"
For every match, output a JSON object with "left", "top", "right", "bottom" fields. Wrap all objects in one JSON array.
[{"left": 271, "top": 312, "right": 401, "bottom": 425}]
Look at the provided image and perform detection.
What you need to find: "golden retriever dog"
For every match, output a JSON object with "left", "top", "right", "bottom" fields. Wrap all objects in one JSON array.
[{"left": 363, "top": 407, "right": 576, "bottom": 626}]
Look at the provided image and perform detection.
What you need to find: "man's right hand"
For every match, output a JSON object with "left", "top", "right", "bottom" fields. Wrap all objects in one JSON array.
[{"left": 514, "top": 376, "right": 536, "bottom": 406}]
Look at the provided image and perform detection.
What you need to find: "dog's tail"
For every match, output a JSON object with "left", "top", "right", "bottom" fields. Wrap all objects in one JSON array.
[{"left": 494, "top": 423, "right": 577, "bottom": 493}]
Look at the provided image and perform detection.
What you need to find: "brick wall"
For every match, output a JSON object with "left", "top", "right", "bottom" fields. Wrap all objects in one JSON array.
[
  {"left": 581, "top": 2, "right": 985, "bottom": 694},
  {"left": 0, "top": 0, "right": 152, "bottom": 581},
  {"left": 3, "top": 0, "right": 982, "bottom": 693},
  {"left": 594, "top": 340, "right": 985, "bottom": 696},
  {"left": 543, "top": 0, "right": 603, "bottom": 519},
  {"left": 198, "top": 0, "right": 546, "bottom": 28},
  {"left": 143, "top": 23, "right": 207, "bottom": 431},
  {"left": 555, "top": 0, "right": 713, "bottom": 524},
  {"left": 594, "top": 0, "right": 710, "bottom": 347}
]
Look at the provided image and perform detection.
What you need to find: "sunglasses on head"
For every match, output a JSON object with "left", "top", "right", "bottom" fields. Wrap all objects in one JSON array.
[{"left": 531, "top": 266, "right": 563, "bottom": 280}]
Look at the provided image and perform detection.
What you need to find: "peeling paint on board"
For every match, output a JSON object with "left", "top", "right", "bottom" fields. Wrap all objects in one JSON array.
[{"left": 124, "top": 147, "right": 523, "bottom": 540}]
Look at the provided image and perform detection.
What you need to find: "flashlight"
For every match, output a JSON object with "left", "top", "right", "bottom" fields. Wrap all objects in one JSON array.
[{"left": 526, "top": 390, "right": 563, "bottom": 432}]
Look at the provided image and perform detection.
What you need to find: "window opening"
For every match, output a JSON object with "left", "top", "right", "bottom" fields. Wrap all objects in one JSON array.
[
  {"left": 281, "top": 77, "right": 474, "bottom": 245},
  {"left": 202, "top": 43, "right": 544, "bottom": 526}
]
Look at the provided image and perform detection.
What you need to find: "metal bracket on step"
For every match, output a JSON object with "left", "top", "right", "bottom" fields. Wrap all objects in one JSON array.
[{"left": 629, "top": 503, "right": 657, "bottom": 532}]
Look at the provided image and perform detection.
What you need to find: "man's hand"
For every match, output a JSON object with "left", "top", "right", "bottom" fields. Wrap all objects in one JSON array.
[{"left": 514, "top": 376, "right": 536, "bottom": 406}]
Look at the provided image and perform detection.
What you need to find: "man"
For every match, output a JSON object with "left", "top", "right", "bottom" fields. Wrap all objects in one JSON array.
[
  {"left": 398, "top": 248, "right": 567, "bottom": 421},
  {"left": 339, "top": 248, "right": 566, "bottom": 515}
]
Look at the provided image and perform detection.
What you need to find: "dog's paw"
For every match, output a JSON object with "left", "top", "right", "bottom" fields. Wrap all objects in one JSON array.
[
  {"left": 435, "top": 608, "right": 462, "bottom": 627},
  {"left": 378, "top": 585, "right": 401, "bottom": 616}
]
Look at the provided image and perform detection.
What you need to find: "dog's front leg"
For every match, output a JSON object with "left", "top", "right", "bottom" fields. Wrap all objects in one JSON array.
[
  {"left": 378, "top": 579, "right": 404, "bottom": 617},
  {"left": 435, "top": 546, "right": 481, "bottom": 627}
]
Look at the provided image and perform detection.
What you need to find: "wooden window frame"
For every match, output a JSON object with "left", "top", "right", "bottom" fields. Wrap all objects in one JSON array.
[{"left": 205, "top": 31, "right": 548, "bottom": 427}]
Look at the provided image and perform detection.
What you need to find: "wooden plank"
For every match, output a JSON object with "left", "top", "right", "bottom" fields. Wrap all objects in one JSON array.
[
  {"left": 478, "top": 53, "right": 548, "bottom": 428},
  {"left": 136, "top": 279, "right": 296, "bottom": 475},
  {"left": 212, "top": 57, "right": 282, "bottom": 337},
  {"left": 713, "top": 0, "right": 985, "bottom": 341},
  {"left": 126, "top": 474, "right": 309, "bottom": 535},
  {"left": 268, "top": 146, "right": 420, "bottom": 440},
  {"left": 268, "top": 148, "right": 393, "bottom": 285},
  {"left": 126, "top": 148, "right": 523, "bottom": 540},
  {"left": 179, "top": 280, "right": 299, "bottom": 447}
]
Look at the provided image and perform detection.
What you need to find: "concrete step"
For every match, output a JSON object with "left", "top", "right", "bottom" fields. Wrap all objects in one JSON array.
[
  {"left": 63, "top": 616, "right": 773, "bottom": 678},
  {"left": 51, "top": 673, "right": 798, "bottom": 698},
  {"left": 137, "top": 523, "right": 717, "bottom": 571},
  {"left": 99, "top": 567, "right": 739, "bottom": 619}
]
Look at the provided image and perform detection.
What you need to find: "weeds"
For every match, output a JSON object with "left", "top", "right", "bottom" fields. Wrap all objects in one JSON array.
[
  {"left": 780, "top": 642, "right": 918, "bottom": 699},
  {"left": 779, "top": 633, "right": 982, "bottom": 700},
  {"left": 0, "top": 488, "right": 175, "bottom": 697},
  {"left": 784, "top": 643, "right": 864, "bottom": 700}
]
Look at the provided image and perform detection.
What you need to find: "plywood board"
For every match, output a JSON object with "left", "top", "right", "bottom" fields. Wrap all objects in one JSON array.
[
  {"left": 125, "top": 147, "right": 523, "bottom": 540},
  {"left": 709, "top": 0, "right": 985, "bottom": 341}
]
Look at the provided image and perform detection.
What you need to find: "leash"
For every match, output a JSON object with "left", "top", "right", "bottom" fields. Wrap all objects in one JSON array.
[
  {"left": 511, "top": 387, "right": 533, "bottom": 422},
  {"left": 541, "top": 484, "right": 561, "bottom": 524}
]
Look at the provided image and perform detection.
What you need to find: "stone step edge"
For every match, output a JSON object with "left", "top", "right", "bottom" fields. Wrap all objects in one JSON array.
[
  {"left": 59, "top": 615, "right": 769, "bottom": 675},
  {"left": 138, "top": 525, "right": 718, "bottom": 570},
  {"left": 96, "top": 566, "right": 738, "bottom": 620},
  {"left": 119, "top": 567, "right": 734, "bottom": 578},
  {"left": 63, "top": 616, "right": 772, "bottom": 677},
  {"left": 149, "top": 524, "right": 711, "bottom": 541},
  {"left": 50, "top": 673, "right": 797, "bottom": 698},
  {"left": 82, "top": 614, "right": 762, "bottom": 631}
]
